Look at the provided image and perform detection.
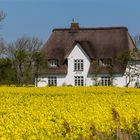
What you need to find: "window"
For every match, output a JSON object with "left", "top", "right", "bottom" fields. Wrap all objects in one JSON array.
[
  {"left": 75, "top": 76, "right": 84, "bottom": 86},
  {"left": 48, "top": 59, "right": 58, "bottom": 67},
  {"left": 99, "top": 58, "right": 112, "bottom": 67},
  {"left": 101, "top": 76, "right": 111, "bottom": 86},
  {"left": 48, "top": 76, "right": 57, "bottom": 86},
  {"left": 74, "top": 59, "right": 83, "bottom": 71}
]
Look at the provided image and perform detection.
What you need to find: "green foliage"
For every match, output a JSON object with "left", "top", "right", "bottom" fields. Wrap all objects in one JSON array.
[
  {"left": 32, "top": 51, "right": 47, "bottom": 77},
  {"left": 0, "top": 58, "right": 16, "bottom": 84},
  {"left": 92, "top": 59, "right": 100, "bottom": 74},
  {"left": 117, "top": 50, "right": 131, "bottom": 65}
]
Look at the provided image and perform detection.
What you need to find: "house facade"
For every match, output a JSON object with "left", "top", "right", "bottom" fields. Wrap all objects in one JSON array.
[{"left": 36, "top": 22, "right": 140, "bottom": 87}]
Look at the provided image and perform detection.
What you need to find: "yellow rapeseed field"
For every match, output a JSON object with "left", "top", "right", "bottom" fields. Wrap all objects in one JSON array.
[{"left": 0, "top": 87, "right": 140, "bottom": 139}]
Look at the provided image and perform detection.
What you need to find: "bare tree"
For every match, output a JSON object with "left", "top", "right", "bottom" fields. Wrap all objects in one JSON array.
[
  {"left": 0, "top": 39, "right": 6, "bottom": 57},
  {"left": 125, "top": 61, "right": 140, "bottom": 87},
  {"left": 0, "top": 11, "right": 6, "bottom": 56},
  {"left": 8, "top": 38, "right": 28, "bottom": 84},
  {"left": 117, "top": 49, "right": 140, "bottom": 87},
  {"left": 0, "top": 11, "right": 6, "bottom": 22},
  {"left": 7, "top": 36, "right": 44, "bottom": 84},
  {"left": 20, "top": 37, "right": 43, "bottom": 83},
  {"left": 134, "top": 35, "right": 140, "bottom": 47}
]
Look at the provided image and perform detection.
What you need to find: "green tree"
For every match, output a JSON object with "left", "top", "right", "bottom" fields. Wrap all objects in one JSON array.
[
  {"left": 92, "top": 59, "right": 100, "bottom": 86},
  {"left": 117, "top": 50, "right": 130, "bottom": 66},
  {"left": 0, "top": 58, "right": 16, "bottom": 84},
  {"left": 117, "top": 49, "right": 140, "bottom": 87},
  {"left": 7, "top": 36, "right": 46, "bottom": 85}
]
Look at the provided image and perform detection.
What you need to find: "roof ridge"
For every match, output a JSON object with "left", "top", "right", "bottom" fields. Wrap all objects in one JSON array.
[{"left": 53, "top": 27, "right": 128, "bottom": 32}]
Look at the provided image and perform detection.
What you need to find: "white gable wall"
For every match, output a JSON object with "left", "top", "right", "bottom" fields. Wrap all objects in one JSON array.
[
  {"left": 36, "top": 43, "right": 91, "bottom": 87},
  {"left": 65, "top": 43, "right": 91, "bottom": 86}
]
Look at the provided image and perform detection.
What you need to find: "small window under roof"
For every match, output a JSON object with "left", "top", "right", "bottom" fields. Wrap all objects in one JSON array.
[
  {"left": 99, "top": 58, "right": 112, "bottom": 67},
  {"left": 48, "top": 59, "right": 58, "bottom": 67}
]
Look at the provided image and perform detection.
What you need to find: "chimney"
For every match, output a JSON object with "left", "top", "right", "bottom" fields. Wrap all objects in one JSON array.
[{"left": 70, "top": 19, "right": 79, "bottom": 30}]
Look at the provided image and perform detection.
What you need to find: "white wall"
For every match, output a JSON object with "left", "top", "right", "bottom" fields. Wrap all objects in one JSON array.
[
  {"left": 86, "top": 74, "right": 126, "bottom": 87},
  {"left": 37, "top": 75, "right": 66, "bottom": 87},
  {"left": 65, "top": 43, "right": 91, "bottom": 86},
  {"left": 36, "top": 77, "right": 48, "bottom": 87},
  {"left": 113, "top": 74, "right": 126, "bottom": 87},
  {"left": 86, "top": 75, "right": 95, "bottom": 86},
  {"left": 81, "top": 74, "right": 126, "bottom": 87}
]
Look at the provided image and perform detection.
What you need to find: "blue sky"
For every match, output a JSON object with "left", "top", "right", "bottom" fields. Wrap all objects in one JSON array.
[{"left": 0, "top": 0, "right": 140, "bottom": 43}]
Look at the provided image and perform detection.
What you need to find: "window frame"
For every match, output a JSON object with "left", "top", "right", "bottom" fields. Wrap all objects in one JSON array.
[
  {"left": 101, "top": 76, "right": 111, "bottom": 86},
  {"left": 74, "top": 59, "right": 84, "bottom": 71},
  {"left": 48, "top": 76, "right": 57, "bottom": 86},
  {"left": 74, "top": 76, "right": 84, "bottom": 86},
  {"left": 99, "top": 58, "right": 112, "bottom": 67},
  {"left": 48, "top": 59, "right": 58, "bottom": 67}
]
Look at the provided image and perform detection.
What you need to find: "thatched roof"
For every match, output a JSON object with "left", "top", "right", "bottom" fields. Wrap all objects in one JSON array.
[{"left": 42, "top": 22, "right": 140, "bottom": 75}]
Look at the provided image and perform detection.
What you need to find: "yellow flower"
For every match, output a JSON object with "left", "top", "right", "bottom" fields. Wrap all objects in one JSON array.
[{"left": 0, "top": 87, "right": 140, "bottom": 139}]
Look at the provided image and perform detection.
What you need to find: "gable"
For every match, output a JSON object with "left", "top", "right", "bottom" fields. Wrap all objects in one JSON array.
[{"left": 67, "top": 43, "right": 90, "bottom": 62}]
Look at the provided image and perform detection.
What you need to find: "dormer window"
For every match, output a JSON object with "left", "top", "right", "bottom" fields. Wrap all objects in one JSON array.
[
  {"left": 99, "top": 58, "right": 112, "bottom": 67},
  {"left": 48, "top": 59, "right": 58, "bottom": 67}
]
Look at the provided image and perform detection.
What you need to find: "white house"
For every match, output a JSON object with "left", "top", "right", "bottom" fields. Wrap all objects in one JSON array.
[{"left": 36, "top": 22, "right": 140, "bottom": 87}]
